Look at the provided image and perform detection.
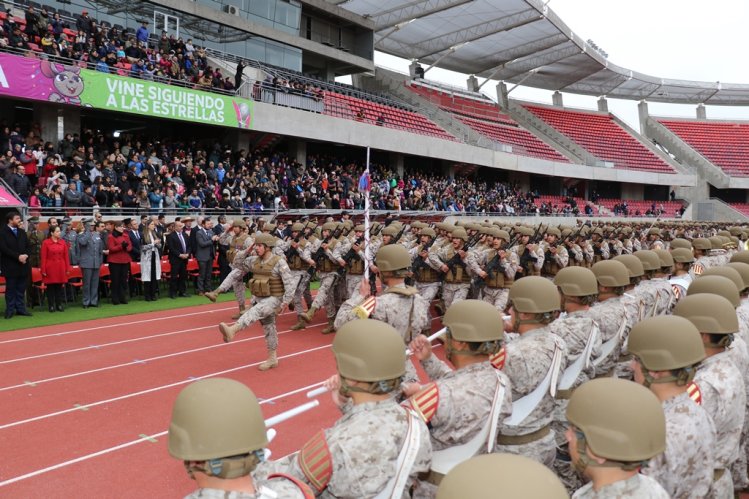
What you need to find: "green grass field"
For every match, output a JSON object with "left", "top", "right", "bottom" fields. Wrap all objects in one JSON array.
[{"left": 1, "top": 281, "right": 320, "bottom": 333}]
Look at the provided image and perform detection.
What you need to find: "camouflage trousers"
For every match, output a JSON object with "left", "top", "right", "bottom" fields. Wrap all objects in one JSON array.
[
  {"left": 236, "top": 295, "right": 281, "bottom": 351},
  {"left": 553, "top": 450, "right": 585, "bottom": 494},
  {"left": 731, "top": 425, "right": 749, "bottom": 490},
  {"left": 311, "top": 272, "right": 339, "bottom": 319},
  {"left": 416, "top": 281, "right": 441, "bottom": 303},
  {"left": 713, "top": 468, "right": 734, "bottom": 499},
  {"left": 442, "top": 283, "right": 470, "bottom": 309},
  {"left": 216, "top": 266, "right": 247, "bottom": 309},
  {"left": 480, "top": 287, "right": 509, "bottom": 312},
  {"left": 289, "top": 270, "right": 308, "bottom": 316},
  {"left": 346, "top": 273, "right": 365, "bottom": 300}
]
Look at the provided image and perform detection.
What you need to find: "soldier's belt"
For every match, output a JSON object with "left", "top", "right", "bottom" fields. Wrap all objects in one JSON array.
[
  {"left": 496, "top": 425, "right": 550, "bottom": 446},
  {"left": 554, "top": 388, "right": 574, "bottom": 400},
  {"left": 420, "top": 470, "right": 444, "bottom": 486},
  {"left": 713, "top": 469, "right": 725, "bottom": 482}
]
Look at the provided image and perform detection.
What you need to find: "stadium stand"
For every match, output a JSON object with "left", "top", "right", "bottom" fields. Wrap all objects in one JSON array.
[
  {"left": 657, "top": 119, "right": 749, "bottom": 176},
  {"left": 523, "top": 104, "right": 676, "bottom": 174},
  {"left": 407, "top": 83, "right": 569, "bottom": 162}
]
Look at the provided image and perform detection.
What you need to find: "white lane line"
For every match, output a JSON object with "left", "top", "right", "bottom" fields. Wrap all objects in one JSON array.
[
  {"left": 0, "top": 306, "right": 237, "bottom": 345},
  {"left": 0, "top": 344, "right": 332, "bottom": 431},
  {"left": 0, "top": 322, "right": 326, "bottom": 392},
  {"left": 0, "top": 379, "right": 326, "bottom": 488},
  {"left": 0, "top": 325, "right": 213, "bottom": 365}
]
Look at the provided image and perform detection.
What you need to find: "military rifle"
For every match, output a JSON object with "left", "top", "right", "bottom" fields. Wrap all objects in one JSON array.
[
  {"left": 284, "top": 221, "right": 310, "bottom": 262},
  {"left": 440, "top": 232, "right": 481, "bottom": 281},
  {"left": 309, "top": 226, "right": 343, "bottom": 275}
]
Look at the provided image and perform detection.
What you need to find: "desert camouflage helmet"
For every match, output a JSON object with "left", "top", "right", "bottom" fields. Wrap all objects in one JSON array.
[
  {"left": 688, "top": 275, "right": 740, "bottom": 308},
  {"left": 332, "top": 319, "right": 406, "bottom": 381},
  {"left": 726, "top": 262, "right": 749, "bottom": 291},
  {"left": 718, "top": 230, "right": 731, "bottom": 238},
  {"left": 232, "top": 219, "right": 247, "bottom": 229},
  {"left": 375, "top": 244, "right": 411, "bottom": 272},
  {"left": 436, "top": 454, "right": 567, "bottom": 499},
  {"left": 671, "top": 247, "right": 695, "bottom": 264},
  {"left": 381, "top": 225, "right": 399, "bottom": 237},
  {"left": 708, "top": 236, "right": 724, "bottom": 250},
  {"left": 443, "top": 299, "right": 504, "bottom": 343},
  {"left": 673, "top": 294, "right": 739, "bottom": 335},
  {"left": 613, "top": 254, "right": 645, "bottom": 278},
  {"left": 692, "top": 238, "right": 712, "bottom": 251},
  {"left": 410, "top": 221, "right": 426, "bottom": 229},
  {"left": 731, "top": 251, "right": 749, "bottom": 265},
  {"left": 451, "top": 227, "right": 469, "bottom": 241},
  {"left": 546, "top": 227, "right": 562, "bottom": 238},
  {"left": 168, "top": 378, "right": 268, "bottom": 464},
  {"left": 669, "top": 238, "right": 692, "bottom": 250},
  {"left": 566, "top": 378, "right": 666, "bottom": 464},
  {"left": 254, "top": 233, "right": 277, "bottom": 247},
  {"left": 291, "top": 222, "right": 305, "bottom": 232},
  {"left": 508, "top": 276, "right": 561, "bottom": 314},
  {"left": 353, "top": 224, "right": 365, "bottom": 232},
  {"left": 592, "top": 260, "right": 631, "bottom": 288},
  {"left": 554, "top": 267, "right": 598, "bottom": 296},
  {"left": 628, "top": 316, "right": 705, "bottom": 373},
  {"left": 263, "top": 223, "right": 277, "bottom": 232},
  {"left": 652, "top": 249, "right": 674, "bottom": 269},
  {"left": 729, "top": 226, "right": 744, "bottom": 237},
  {"left": 634, "top": 250, "right": 660, "bottom": 272},
  {"left": 648, "top": 227, "right": 661, "bottom": 236},
  {"left": 701, "top": 266, "right": 745, "bottom": 293},
  {"left": 496, "top": 229, "right": 511, "bottom": 242},
  {"left": 322, "top": 221, "right": 337, "bottom": 232},
  {"left": 421, "top": 227, "right": 437, "bottom": 238}
]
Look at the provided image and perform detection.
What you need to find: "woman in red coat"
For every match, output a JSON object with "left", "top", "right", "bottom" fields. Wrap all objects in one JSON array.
[
  {"left": 41, "top": 225, "right": 71, "bottom": 312},
  {"left": 106, "top": 219, "right": 132, "bottom": 305}
]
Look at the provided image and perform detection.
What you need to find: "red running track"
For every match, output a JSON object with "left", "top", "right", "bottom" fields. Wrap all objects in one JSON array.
[{"left": 0, "top": 302, "right": 442, "bottom": 497}]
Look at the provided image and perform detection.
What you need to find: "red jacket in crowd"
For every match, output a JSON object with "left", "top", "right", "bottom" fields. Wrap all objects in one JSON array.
[
  {"left": 41, "top": 237, "right": 71, "bottom": 284},
  {"left": 107, "top": 230, "right": 133, "bottom": 264}
]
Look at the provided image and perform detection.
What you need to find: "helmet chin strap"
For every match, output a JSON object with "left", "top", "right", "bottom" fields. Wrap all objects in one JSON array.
[{"left": 573, "top": 435, "right": 645, "bottom": 475}]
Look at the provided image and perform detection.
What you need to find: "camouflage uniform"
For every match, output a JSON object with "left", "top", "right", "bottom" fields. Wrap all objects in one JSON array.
[
  {"left": 186, "top": 477, "right": 311, "bottom": 499},
  {"left": 572, "top": 474, "right": 669, "bottom": 498},
  {"left": 235, "top": 254, "right": 295, "bottom": 352},
  {"left": 510, "top": 243, "right": 544, "bottom": 277},
  {"left": 638, "top": 277, "right": 675, "bottom": 315},
  {"left": 214, "top": 232, "right": 253, "bottom": 309},
  {"left": 694, "top": 351, "right": 746, "bottom": 498},
  {"left": 255, "top": 399, "right": 432, "bottom": 498},
  {"left": 334, "top": 237, "right": 379, "bottom": 299},
  {"left": 641, "top": 391, "right": 716, "bottom": 499},
  {"left": 277, "top": 238, "right": 314, "bottom": 316},
  {"left": 429, "top": 244, "right": 472, "bottom": 308},
  {"left": 335, "top": 283, "right": 429, "bottom": 383},
  {"left": 498, "top": 327, "right": 567, "bottom": 467},
  {"left": 308, "top": 238, "right": 342, "bottom": 321},
  {"left": 466, "top": 247, "right": 518, "bottom": 311},
  {"left": 410, "top": 241, "right": 442, "bottom": 305},
  {"left": 539, "top": 242, "right": 569, "bottom": 277},
  {"left": 587, "top": 297, "right": 629, "bottom": 377}
]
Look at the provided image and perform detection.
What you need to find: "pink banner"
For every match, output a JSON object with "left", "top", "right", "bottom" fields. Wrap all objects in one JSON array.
[
  {"left": 0, "top": 185, "right": 23, "bottom": 207},
  {"left": 0, "top": 53, "right": 83, "bottom": 103}
]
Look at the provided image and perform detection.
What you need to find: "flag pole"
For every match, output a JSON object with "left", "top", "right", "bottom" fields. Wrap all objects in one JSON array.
[{"left": 363, "top": 146, "right": 371, "bottom": 284}]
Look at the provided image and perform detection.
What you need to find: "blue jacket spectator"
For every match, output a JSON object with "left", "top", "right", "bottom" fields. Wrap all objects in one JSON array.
[{"left": 136, "top": 22, "right": 150, "bottom": 44}]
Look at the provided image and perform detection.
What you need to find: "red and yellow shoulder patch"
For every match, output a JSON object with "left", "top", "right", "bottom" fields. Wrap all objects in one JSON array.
[
  {"left": 408, "top": 382, "right": 440, "bottom": 424},
  {"left": 687, "top": 381, "right": 702, "bottom": 405},
  {"left": 671, "top": 284, "right": 682, "bottom": 301},
  {"left": 353, "top": 296, "right": 377, "bottom": 319},
  {"left": 297, "top": 430, "right": 333, "bottom": 492},
  {"left": 267, "top": 473, "right": 316, "bottom": 499},
  {"left": 693, "top": 263, "right": 704, "bottom": 276},
  {"left": 490, "top": 347, "right": 507, "bottom": 370}
]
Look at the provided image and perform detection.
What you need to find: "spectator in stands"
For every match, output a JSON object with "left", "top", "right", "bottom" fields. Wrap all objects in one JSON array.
[
  {"left": 76, "top": 10, "right": 92, "bottom": 34},
  {"left": 64, "top": 181, "right": 83, "bottom": 208},
  {"left": 136, "top": 21, "right": 150, "bottom": 46},
  {"left": 106, "top": 220, "right": 132, "bottom": 305},
  {"left": 8, "top": 165, "right": 30, "bottom": 202},
  {"left": 41, "top": 225, "right": 71, "bottom": 313}
]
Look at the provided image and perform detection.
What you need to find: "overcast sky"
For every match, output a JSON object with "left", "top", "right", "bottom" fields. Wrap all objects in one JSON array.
[{"left": 371, "top": 0, "right": 749, "bottom": 129}]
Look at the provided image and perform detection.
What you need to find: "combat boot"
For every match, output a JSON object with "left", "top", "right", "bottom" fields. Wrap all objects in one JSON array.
[
  {"left": 290, "top": 317, "right": 306, "bottom": 330},
  {"left": 231, "top": 305, "right": 246, "bottom": 320},
  {"left": 321, "top": 318, "right": 336, "bottom": 335},
  {"left": 219, "top": 322, "right": 241, "bottom": 343},
  {"left": 434, "top": 300, "right": 445, "bottom": 316},
  {"left": 258, "top": 350, "right": 278, "bottom": 371},
  {"left": 204, "top": 290, "right": 219, "bottom": 302},
  {"left": 301, "top": 306, "right": 318, "bottom": 323}
]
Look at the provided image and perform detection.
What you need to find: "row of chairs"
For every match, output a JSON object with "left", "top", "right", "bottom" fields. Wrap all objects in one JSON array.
[{"left": 26, "top": 257, "right": 223, "bottom": 308}]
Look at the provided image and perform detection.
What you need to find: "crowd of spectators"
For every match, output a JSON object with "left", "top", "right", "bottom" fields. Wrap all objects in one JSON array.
[
  {"left": 0, "top": 121, "right": 678, "bottom": 217},
  {"left": 0, "top": 8, "right": 241, "bottom": 92}
]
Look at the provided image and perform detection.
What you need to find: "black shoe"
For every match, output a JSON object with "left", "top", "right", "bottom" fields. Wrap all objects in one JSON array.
[
  {"left": 49, "top": 306, "right": 55, "bottom": 313},
  {"left": 169, "top": 294, "right": 176, "bottom": 299},
  {"left": 56, "top": 305, "right": 64, "bottom": 312},
  {"left": 83, "top": 305, "right": 88, "bottom": 309},
  {"left": 17, "top": 310, "right": 32, "bottom": 316},
  {"left": 178, "top": 293, "right": 188, "bottom": 297},
  {"left": 5, "top": 311, "right": 14, "bottom": 319},
  {"left": 92, "top": 303, "right": 99, "bottom": 308}
]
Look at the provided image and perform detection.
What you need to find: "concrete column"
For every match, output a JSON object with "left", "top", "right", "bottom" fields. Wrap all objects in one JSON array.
[
  {"left": 34, "top": 103, "right": 80, "bottom": 143},
  {"left": 597, "top": 97, "right": 608, "bottom": 113},
  {"left": 552, "top": 91, "right": 563, "bottom": 107},
  {"left": 409, "top": 61, "right": 420, "bottom": 79},
  {"left": 496, "top": 82, "right": 509, "bottom": 109},
  {"left": 444, "top": 162, "right": 455, "bottom": 180},
  {"left": 389, "top": 152, "right": 404, "bottom": 178},
  {"left": 466, "top": 75, "right": 479, "bottom": 93},
  {"left": 696, "top": 104, "right": 707, "bottom": 119},
  {"left": 638, "top": 101, "right": 650, "bottom": 131},
  {"left": 225, "top": 130, "right": 251, "bottom": 154},
  {"left": 288, "top": 139, "right": 307, "bottom": 165}
]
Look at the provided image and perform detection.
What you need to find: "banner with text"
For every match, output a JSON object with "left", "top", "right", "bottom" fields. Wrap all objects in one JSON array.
[{"left": 0, "top": 53, "right": 253, "bottom": 129}]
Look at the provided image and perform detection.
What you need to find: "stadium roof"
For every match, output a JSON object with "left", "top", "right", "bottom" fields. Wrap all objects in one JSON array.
[{"left": 336, "top": 0, "right": 749, "bottom": 105}]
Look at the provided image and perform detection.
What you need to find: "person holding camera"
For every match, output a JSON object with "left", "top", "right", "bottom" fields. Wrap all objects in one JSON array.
[{"left": 106, "top": 220, "right": 133, "bottom": 305}]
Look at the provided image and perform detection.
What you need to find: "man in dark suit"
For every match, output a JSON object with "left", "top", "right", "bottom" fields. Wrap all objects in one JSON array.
[
  {"left": 124, "top": 218, "right": 141, "bottom": 297},
  {"left": 167, "top": 219, "right": 190, "bottom": 298},
  {"left": 195, "top": 217, "right": 218, "bottom": 295},
  {"left": 0, "top": 211, "right": 32, "bottom": 318},
  {"left": 214, "top": 215, "right": 230, "bottom": 282}
]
